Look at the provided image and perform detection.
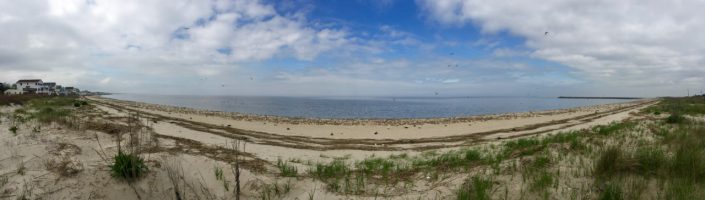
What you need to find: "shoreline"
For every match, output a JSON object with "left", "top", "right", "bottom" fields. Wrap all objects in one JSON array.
[
  {"left": 90, "top": 95, "right": 653, "bottom": 126},
  {"left": 87, "top": 96, "right": 657, "bottom": 141}
]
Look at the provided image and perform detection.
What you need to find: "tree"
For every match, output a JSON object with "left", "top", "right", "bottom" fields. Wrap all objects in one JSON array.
[{"left": 0, "top": 83, "right": 8, "bottom": 93}]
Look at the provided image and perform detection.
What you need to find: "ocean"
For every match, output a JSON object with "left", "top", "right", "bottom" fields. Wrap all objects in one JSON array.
[{"left": 103, "top": 94, "right": 636, "bottom": 119}]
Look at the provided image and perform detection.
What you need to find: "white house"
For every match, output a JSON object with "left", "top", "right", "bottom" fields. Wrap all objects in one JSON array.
[
  {"left": 4, "top": 89, "right": 24, "bottom": 95},
  {"left": 16, "top": 79, "right": 44, "bottom": 94},
  {"left": 64, "top": 87, "right": 79, "bottom": 95},
  {"left": 55, "top": 85, "right": 65, "bottom": 96},
  {"left": 38, "top": 82, "right": 57, "bottom": 95}
]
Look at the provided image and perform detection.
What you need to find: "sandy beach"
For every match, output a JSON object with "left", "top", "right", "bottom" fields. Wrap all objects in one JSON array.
[
  {"left": 0, "top": 96, "right": 661, "bottom": 199},
  {"left": 88, "top": 96, "right": 656, "bottom": 141}
]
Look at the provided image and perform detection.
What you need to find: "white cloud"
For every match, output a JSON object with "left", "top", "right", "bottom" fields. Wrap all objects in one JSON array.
[
  {"left": 0, "top": 0, "right": 349, "bottom": 91},
  {"left": 418, "top": 0, "right": 705, "bottom": 96},
  {"left": 442, "top": 79, "right": 460, "bottom": 84},
  {"left": 99, "top": 77, "right": 111, "bottom": 84}
]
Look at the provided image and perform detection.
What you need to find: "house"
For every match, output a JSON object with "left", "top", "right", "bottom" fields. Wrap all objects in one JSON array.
[
  {"left": 64, "top": 87, "right": 80, "bottom": 96},
  {"left": 16, "top": 79, "right": 44, "bottom": 94},
  {"left": 4, "top": 89, "right": 24, "bottom": 95},
  {"left": 38, "top": 82, "right": 57, "bottom": 95},
  {"left": 55, "top": 85, "right": 65, "bottom": 96}
]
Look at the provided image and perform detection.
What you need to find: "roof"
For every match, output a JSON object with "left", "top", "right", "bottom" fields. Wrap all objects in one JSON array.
[{"left": 17, "top": 79, "right": 42, "bottom": 83}]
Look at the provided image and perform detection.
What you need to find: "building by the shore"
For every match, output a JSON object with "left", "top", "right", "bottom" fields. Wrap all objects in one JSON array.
[{"left": 2, "top": 79, "right": 82, "bottom": 96}]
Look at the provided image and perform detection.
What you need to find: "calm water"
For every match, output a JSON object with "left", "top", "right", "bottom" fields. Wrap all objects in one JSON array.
[{"left": 103, "top": 94, "right": 636, "bottom": 119}]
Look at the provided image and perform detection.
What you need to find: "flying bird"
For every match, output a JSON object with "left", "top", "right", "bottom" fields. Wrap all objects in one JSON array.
[
  {"left": 434, "top": 92, "right": 439, "bottom": 96},
  {"left": 544, "top": 31, "right": 549, "bottom": 36}
]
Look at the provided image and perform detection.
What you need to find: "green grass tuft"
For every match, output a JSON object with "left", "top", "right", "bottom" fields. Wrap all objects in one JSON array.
[
  {"left": 110, "top": 152, "right": 147, "bottom": 180},
  {"left": 277, "top": 158, "right": 298, "bottom": 177},
  {"left": 311, "top": 160, "right": 349, "bottom": 180},
  {"left": 635, "top": 146, "right": 666, "bottom": 176},
  {"left": 456, "top": 176, "right": 493, "bottom": 200},
  {"left": 599, "top": 182, "right": 624, "bottom": 200},
  {"left": 594, "top": 146, "right": 636, "bottom": 177}
]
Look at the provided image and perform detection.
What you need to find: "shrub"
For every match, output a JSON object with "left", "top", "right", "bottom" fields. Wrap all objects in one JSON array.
[
  {"left": 111, "top": 152, "right": 147, "bottom": 180},
  {"left": 9, "top": 126, "right": 17, "bottom": 135},
  {"left": 666, "top": 113, "right": 686, "bottom": 124}
]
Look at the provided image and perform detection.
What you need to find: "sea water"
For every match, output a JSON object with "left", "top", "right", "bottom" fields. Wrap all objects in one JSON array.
[{"left": 103, "top": 94, "right": 636, "bottom": 119}]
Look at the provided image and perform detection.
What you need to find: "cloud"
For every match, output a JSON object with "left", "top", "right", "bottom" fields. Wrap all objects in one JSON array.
[
  {"left": 263, "top": 56, "right": 581, "bottom": 96},
  {"left": 99, "top": 77, "right": 111, "bottom": 84},
  {"left": 0, "top": 0, "right": 349, "bottom": 90},
  {"left": 417, "top": 0, "right": 705, "bottom": 96},
  {"left": 442, "top": 79, "right": 460, "bottom": 84}
]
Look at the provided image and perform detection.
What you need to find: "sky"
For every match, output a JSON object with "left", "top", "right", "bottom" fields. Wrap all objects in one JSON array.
[{"left": 1, "top": 0, "right": 704, "bottom": 97}]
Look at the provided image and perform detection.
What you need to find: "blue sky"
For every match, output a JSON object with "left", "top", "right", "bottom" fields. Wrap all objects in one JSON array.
[{"left": 1, "top": 0, "right": 704, "bottom": 97}]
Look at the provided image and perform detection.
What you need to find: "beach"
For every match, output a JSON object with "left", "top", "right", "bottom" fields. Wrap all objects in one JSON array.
[
  {"left": 88, "top": 96, "right": 655, "bottom": 141},
  {"left": 0, "top": 96, "right": 664, "bottom": 199}
]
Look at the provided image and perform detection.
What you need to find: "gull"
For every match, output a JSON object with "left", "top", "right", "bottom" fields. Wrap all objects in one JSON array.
[{"left": 545, "top": 31, "right": 549, "bottom": 36}]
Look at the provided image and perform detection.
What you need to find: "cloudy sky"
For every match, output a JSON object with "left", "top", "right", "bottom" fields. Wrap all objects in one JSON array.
[{"left": 1, "top": 0, "right": 703, "bottom": 97}]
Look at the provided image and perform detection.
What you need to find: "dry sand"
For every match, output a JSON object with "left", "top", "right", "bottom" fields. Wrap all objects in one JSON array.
[
  {"left": 87, "top": 96, "right": 654, "bottom": 140},
  {"left": 0, "top": 96, "right": 657, "bottom": 199}
]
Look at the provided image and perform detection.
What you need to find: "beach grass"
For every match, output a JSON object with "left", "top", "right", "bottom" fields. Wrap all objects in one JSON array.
[
  {"left": 277, "top": 158, "right": 298, "bottom": 177},
  {"left": 456, "top": 176, "right": 493, "bottom": 200},
  {"left": 110, "top": 151, "right": 147, "bottom": 180},
  {"left": 298, "top": 97, "right": 705, "bottom": 198},
  {"left": 0, "top": 95, "right": 51, "bottom": 106}
]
